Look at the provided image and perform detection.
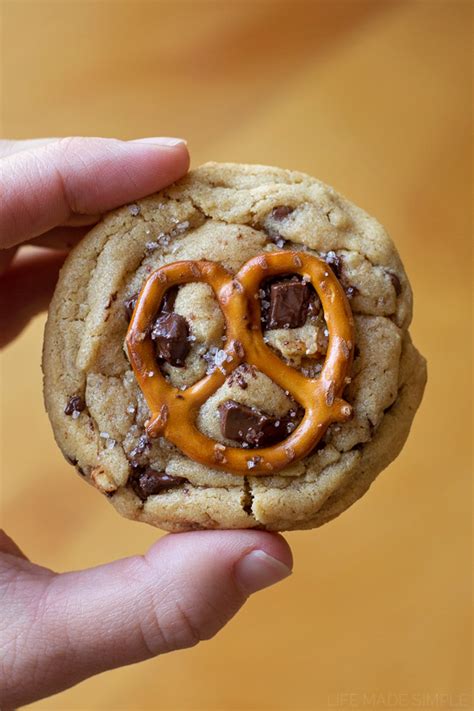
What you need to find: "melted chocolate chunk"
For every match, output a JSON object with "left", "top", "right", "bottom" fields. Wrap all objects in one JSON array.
[
  {"left": 161, "top": 286, "right": 178, "bottom": 313},
  {"left": 125, "top": 286, "right": 178, "bottom": 322},
  {"left": 264, "top": 205, "right": 294, "bottom": 243},
  {"left": 64, "top": 396, "right": 85, "bottom": 416},
  {"left": 218, "top": 400, "right": 298, "bottom": 448},
  {"left": 271, "top": 205, "right": 293, "bottom": 221},
  {"left": 308, "top": 294, "right": 322, "bottom": 318},
  {"left": 129, "top": 468, "right": 186, "bottom": 501},
  {"left": 151, "top": 312, "right": 190, "bottom": 367},
  {"left": 267, "top": 279, "right": 311, "bottom": 329}
]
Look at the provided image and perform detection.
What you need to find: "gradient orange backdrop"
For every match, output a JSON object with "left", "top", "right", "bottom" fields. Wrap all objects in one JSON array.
[{"left": 1, "top": 2, "right": 472, "bottom": 710}]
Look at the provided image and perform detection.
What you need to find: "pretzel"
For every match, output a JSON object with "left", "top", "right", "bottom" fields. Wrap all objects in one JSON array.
[{"left": 126, "top": 251, "right": 354, "bottom": 475}]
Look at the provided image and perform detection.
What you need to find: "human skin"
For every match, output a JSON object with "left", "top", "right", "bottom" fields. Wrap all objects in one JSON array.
[{"left": 0, "top": 137, "right": 293, "bottom": 708}]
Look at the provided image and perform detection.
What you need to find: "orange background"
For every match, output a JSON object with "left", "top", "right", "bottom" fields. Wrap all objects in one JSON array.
[{"left": 1, "top": 1, "right": 472, "bottom": 710}]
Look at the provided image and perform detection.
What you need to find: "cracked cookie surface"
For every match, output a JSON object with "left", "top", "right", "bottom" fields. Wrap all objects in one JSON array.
[{"left": 43, "top": 162, "right": 426, "bottom": 531}]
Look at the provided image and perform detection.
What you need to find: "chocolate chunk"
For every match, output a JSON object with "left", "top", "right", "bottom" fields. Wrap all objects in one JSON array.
[
  {"left": 308, "top": 294, "right": 322, "bottom": 318},
  {"left": 271, "top": 205, "right": 293, "bottom": 221},
  {"left": 151, "top": 312, "right": 190, "bottom": 367},
  {"left": 129, "top": 468, "right": 186, "bottom": 500},
  {"left": 125, "top": 286, "right": 177, "bottom": 322},
  {"left": 264, "top": 206, "right": 293, "bottom": 244},
  {"left": 267, "top": 280, "right": 310, "bottom": 329},
  {"left": 388, "top": 272, "right": 402, "bottom": 296},
  {"left": 161, "top": 286, "right": 178, "bottom": 313},
  {"left": 64, "top": 396, "right": 85, "bottom": 416},
  {"left": 218, "top": 400, "right": 298, "bottom": 448}
]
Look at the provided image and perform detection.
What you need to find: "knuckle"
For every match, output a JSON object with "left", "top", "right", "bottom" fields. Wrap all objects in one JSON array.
[
  {"left": 48, "top": 136, "right": 98, "bottom": 214},
  {"left": 171, "top": 601, "right": 202, "bottom": 648},
  {"left": 142, "top": 597, "right": 202, "bottom": 656},
  {"left": 54, "top": 135, "right": 89, "bottom": 154}
]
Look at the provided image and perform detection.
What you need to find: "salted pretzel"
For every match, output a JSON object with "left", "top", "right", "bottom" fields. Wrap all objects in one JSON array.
[{"left": 126, "top": 251, "right": 354, "bottom": 475}]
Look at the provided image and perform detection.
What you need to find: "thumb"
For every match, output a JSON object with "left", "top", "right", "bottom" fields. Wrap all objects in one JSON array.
[
  {"left": 3, "top": 530, "right": 292, "bottom": 707},
  {"left": 0, "top": 136, "right": 189, "bottom": 248}
]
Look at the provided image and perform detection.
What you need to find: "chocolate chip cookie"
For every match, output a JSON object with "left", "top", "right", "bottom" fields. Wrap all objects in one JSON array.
[{"left": 43, "top": 162, "right": 426, "bottom": 531}]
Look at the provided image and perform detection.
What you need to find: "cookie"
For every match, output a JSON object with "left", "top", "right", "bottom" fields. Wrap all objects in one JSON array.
[{"left": 43, "top": 162, "right": 426, "bottom": 532}]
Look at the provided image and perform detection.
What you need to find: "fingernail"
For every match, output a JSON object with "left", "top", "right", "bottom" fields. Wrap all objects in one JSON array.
[
  {"left": 235, "top": 550, "right": 292, "bottom": 594},
  {"left": 130, "top": 137, "right": 187, "bottom": 147}
]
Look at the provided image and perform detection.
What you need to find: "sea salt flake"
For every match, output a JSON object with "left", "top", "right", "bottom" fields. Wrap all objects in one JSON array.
[
  {"left": 214, "top": 349, "right": 228, "bottom": 367},
  {"left": 247, "top": 456, "right": 262, "bottom": 470}
]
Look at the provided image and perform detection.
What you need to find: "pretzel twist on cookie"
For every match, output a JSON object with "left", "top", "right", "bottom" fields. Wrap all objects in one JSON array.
[{"left": 126, "top": 251, "right": 354, "bottom": 475}]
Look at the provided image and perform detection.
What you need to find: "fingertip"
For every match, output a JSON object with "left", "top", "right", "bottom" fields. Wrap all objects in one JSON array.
[
  {"left": 234, "top": 549, "right": 292, "bottom": 594},
  {"left": 150, "top": 528, "right": 293, "bottom": 574},
  {"left": 129, "top": 136, "right": 187, "bottom": 147},
  {"left": 248, "top": 530, "right": 294, "bottom": 572},
  {"left": 154, "top": 529, "right": 293, "bottom": 596}
]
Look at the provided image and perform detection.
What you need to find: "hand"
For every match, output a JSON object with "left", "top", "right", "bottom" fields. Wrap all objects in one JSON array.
[{"left": 0, "top": 138, "right": 293, "bottom": 708}]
